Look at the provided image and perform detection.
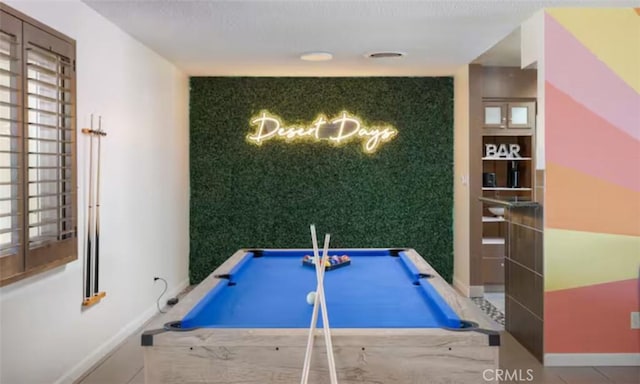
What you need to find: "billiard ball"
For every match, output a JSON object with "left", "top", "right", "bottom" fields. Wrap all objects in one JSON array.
[{"left": 306, "top": 291, "right": 316, "bottom": 305}]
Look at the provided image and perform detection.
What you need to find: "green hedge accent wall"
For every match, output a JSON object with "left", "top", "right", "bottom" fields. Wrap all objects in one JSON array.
[{"left": 190, "top": 77, "right": 454, "bottom": 284}]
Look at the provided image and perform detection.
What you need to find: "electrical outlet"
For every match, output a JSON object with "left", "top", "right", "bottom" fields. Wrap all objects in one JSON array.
[{"left": 631, "top": 312, "right": 640, "bottom": 329}]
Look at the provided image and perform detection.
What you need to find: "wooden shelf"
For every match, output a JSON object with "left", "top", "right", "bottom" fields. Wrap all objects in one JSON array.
[
  {"left": 482, "top": 130, "right": 534, "bottom": 137},
  {"left": 479, "top": 97, "right": 536, "bottom": 287}
]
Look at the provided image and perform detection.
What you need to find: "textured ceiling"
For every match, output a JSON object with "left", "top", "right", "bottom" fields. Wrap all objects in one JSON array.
[{"left": 83, "top": 0, "right": 640, "bottom": 76}]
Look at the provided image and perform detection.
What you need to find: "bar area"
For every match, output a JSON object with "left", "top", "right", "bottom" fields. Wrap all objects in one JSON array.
[{"left": 479, "top": 196, "right": 543, "bottom": 361}]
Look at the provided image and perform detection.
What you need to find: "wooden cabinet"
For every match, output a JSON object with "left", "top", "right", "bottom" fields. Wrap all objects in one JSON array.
[
  {"left": 480, "top": 99, "right": 536, "bottom": 286},
  {"left": 482, "top": 101, "right": 535, "bottom": 134},
  {"left": 507, "top": 102, "right": 535, "bottom": 129},
  {"left": 482, "top": 237, "right": 505, "bottom": 285},
  {"left": 482, "top": 102, "right": 507, "bottom": 129}
]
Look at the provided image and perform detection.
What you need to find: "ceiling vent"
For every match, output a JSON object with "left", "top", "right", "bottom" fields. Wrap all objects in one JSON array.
[{"left": 367, "top": 52, "right": 405, "bottom": 59}]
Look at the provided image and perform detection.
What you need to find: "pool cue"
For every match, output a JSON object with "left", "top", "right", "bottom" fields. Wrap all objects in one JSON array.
[
  {"left": 315, "top": 234, "right": 338, "bottom": 384},
  {"left": 84, "top": 114, "right": 95, "bottom": 300},
  {"left": 301, "top": 227, "right": 338, "bottom": 384},
  {"left": 301, "top": 226, "right": 324, "bottom": 383},
  {"left": 93, "top": 116, "right": 102, "bottom": 295},
  {"left": 301, "top": 229, "right": 330, "bottom": 384}
]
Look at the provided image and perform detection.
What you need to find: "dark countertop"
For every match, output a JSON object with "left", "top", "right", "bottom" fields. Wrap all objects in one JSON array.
[{"left": 479, "top": 196, "right": 540, "bottom": 208}]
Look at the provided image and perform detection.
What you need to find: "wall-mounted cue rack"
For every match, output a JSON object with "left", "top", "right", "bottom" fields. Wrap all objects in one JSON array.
[{"left": 82, "top": 115, "right": 107, "bottom": 307}]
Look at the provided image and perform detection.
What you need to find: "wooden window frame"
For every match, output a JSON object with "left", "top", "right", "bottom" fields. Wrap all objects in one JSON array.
[{"left": 0, "top": 3, "right": 77, "bottom": 287}]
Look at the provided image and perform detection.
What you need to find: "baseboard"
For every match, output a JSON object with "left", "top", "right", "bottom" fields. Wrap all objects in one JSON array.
[
  {"left": 56, "top": 277, "right": 190, "bottom": 384},
  {"left": 452, "top": 279, "right": 485, "bottom": 298},
  {"left": 469, "top": 285, "right": 485, "bottom": 298},
  {"left": 483, "top": 284, "right": 505, "bottom": 293},
  {"left": 452, "top": 276, "right": 470, "bottom": 297},
  {"left": 544, "top": 353, "right": 640, "bottom": 366}
]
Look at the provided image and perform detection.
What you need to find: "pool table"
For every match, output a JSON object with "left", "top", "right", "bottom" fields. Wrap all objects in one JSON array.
[{"left": 142, "top": 248, "right": 500, "bottom": 384}]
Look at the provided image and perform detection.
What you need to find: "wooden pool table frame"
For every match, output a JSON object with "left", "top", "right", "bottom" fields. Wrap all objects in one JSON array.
[{"left": 142, "top": 248, "right": 500, "bottom": 384}]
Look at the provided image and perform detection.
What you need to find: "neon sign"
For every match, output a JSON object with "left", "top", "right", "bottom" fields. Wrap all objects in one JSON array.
[{"left": 246, "top": 110, "right": 398, "bottom": 153}]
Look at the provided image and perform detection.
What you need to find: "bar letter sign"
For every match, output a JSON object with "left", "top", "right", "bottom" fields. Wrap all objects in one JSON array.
[{"left": 246, "top": 110, "right": 398, "bottom": 153}]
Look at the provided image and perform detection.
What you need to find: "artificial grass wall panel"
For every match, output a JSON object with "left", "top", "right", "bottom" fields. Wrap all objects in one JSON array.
[{"left": 190, "top": 77, "right": 454, "bottom": 283}]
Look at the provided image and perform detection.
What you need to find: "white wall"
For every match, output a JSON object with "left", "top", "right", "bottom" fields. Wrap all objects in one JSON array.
[
  {"left": 521, "top": 11, "right": 543, "bottom": 70},
  {"left": 452, "top": 65, "right": 471, "bottom": 296},
  {"left": 521, "top": 10, "right": 545, "bottom": 170},
  {"left": 0, "top": 1, "right": 190, "bottom": 383}
]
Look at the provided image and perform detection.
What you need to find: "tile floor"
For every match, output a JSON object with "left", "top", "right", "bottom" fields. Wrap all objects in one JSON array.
[
  {"left": 484, "top": 292, "right": 506, "bottom": 313},
  {"left": 75, "top": 290, "right": 639, "bottom": 384},
  {"left": 472, "top": 295, "right": 506, "bottom": 326}
]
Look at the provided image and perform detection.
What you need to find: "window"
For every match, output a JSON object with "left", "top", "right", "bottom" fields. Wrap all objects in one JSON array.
[{"left": 0, "top": 4, "right": 77, "bottom": 286}]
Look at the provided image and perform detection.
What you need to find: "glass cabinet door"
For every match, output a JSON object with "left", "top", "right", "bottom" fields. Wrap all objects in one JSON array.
[
  {"left": 507, "top": 102, "right": 535, "bottom": 129},
  {"left": 483, "top": 102, "right": 506, "bottom": 128}
]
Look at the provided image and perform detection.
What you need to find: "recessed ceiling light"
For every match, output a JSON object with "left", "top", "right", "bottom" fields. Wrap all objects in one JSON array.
[
  {"left": 300, "top": 52, "right": 333, "bottom": 62},
  {"left": 366, "top": 51, "right": 405, "bottom": 59}
]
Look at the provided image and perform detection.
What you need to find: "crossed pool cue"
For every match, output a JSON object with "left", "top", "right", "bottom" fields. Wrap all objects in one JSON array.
[{"left": 300, "top": 225, "right": 338, "bottom": 384}]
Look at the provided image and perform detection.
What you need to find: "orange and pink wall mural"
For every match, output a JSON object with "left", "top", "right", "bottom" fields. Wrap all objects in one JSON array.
[{"left": 543, "top": 8, "right": 640, "bottom": 362}]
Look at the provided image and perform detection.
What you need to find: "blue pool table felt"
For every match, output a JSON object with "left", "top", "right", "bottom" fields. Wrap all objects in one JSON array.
[{"left": 181, "top": 249, "right": 461, "bottom": 329}]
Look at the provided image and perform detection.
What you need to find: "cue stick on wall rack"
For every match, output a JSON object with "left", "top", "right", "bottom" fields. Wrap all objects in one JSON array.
[
  {"left": 83, "top": 114, "right": 94, "bottom": 302},
  {"left": 81, "top": 114, "right": 107, "bottom": 307},
  {"left": 94, "top": 116, "right": 102, "bottom": 295}
]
